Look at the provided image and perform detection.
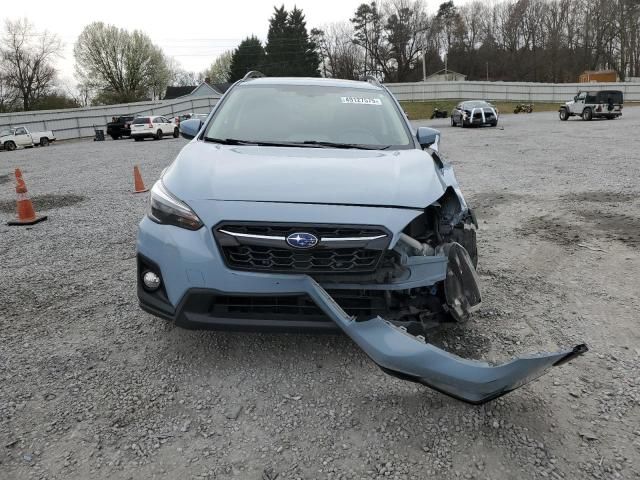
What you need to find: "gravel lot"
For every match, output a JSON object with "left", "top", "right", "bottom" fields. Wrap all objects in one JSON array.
[{"left": 1, "top": 109, "right": 639, "bottom": 480}]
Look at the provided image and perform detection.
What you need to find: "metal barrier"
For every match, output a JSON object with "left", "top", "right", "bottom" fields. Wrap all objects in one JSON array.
[
  {"left": 385, "top": 81, "right": 640, "bottom": 103},
  {"left": 0, "top": 95, "right": 221, "bottom": 141}
]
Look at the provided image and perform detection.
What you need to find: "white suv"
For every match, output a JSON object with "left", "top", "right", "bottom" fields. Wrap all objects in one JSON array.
[{"left": 131, "top": 116, "right": 179, "bottom": 141}]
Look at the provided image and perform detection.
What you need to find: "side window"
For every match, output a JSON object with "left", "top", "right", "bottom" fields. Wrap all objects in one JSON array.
[
  {"left": 15, "top": 127, "right": 26, "bottom": 135},
  {"left": 159, "top": 117, "right": 167, "bottom": 123},
  {"left": 577, "top": 92, "right": 586, "bottom": 102}
]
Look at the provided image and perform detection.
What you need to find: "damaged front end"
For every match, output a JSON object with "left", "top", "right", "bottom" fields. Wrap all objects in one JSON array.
[
  {"left": 306, "top": 275, "right": 587, "bottom": 404},
  {"left": 308, "top": 185, "right": 587, "bottom": 404}
]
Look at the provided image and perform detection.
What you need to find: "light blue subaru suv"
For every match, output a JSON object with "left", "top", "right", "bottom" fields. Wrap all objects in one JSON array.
[{"left": 136, "top": 73, "right": 586, "bottom": 404}]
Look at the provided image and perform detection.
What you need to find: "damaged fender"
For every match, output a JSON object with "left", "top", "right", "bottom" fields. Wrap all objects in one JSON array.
[{"left": 304, "top": 277, "right": 587, "bottom": 405}]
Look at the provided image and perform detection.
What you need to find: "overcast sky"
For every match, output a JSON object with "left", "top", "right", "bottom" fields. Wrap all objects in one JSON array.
[{"left": 0, "top": 0, "right": 460, "bottom": 89}]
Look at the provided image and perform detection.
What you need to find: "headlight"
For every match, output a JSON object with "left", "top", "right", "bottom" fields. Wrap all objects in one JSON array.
[{"left": 148, "top": 181, "right": 203, "bottom": 230}]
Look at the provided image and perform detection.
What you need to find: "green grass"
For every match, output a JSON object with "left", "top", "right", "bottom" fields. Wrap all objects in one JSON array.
[{"left": 400, "top": 100, "right": 560, "bottom": 120}]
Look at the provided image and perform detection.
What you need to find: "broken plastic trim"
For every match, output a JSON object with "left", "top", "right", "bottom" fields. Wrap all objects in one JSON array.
[{"left": 303, "top": 277, "right": 588, "bottom": 405}]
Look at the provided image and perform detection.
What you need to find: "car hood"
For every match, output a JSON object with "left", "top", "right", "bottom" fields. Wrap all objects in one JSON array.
[{"left": 162, "top": 141, "right": 446, "bottom": 208}]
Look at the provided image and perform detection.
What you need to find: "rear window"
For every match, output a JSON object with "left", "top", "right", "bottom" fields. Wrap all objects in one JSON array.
[
  {"left": 133, "top": 117, "right": 150, "bottom": 124},
  {"left": 596, "top": 91, "right": 623, "bottom": 104}
]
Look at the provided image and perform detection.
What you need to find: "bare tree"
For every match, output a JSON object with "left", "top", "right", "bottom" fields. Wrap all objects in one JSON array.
[
  {"left": 201, "top": 50, "right": 233, "bottom": 84},
  {"left": 0, "top": 19, "right": 61, "bottom": 111},
  {"left": 74, "top": 22, "right": 170, "bottom": 104},
  {"left": 313, "top": 23, "right": 364, "bottom": 79}
]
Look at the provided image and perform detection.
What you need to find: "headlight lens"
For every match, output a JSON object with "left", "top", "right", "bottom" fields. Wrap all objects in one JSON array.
[{"left": 148, "top": 181, "right": 203, "bottom": 230}]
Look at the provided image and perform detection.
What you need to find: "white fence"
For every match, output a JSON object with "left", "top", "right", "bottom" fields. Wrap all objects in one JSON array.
[
  {"left": 0, "top": 95, "right": 220, "bottom": 141},
  {"left": 385, "top": 81, "right": 640, "bottom": 103},
  {"left": 1, "top": 81, "right": 639, "bottom": 141}
]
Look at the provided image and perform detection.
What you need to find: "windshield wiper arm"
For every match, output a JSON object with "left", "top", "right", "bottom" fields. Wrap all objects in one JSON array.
[
  {"left": 301, "top": 140, "right": 388, "bottom": 150},
  {"left": 203, "top": 137, "right": 323, "bottom": 148},
  {"left": 203, "top": 137, "right": 259, "bottom": 145}
]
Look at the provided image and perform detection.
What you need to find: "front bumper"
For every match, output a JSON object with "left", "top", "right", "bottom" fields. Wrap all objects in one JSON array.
[{"left": 137, "top": 207, "right": 587, "bottom": 404}]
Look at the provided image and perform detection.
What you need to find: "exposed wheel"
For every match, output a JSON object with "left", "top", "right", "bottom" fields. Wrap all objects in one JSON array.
[
  {"left": 155, "top": 129, "right": 163, "bottom": 140},
  {"left": 559, "top": 108, "right": 569, "bottom": 121},
  {"left": 173, "top": 127, "right": 179, "bottom": 138},
  {"left": 450, "top": 116, "right": 455, "bottom": 127},
  {"left": 5, "top": 141, "right": 16, "bottom": 151},
  {"left": 40, "top": 137, "right": 49, "bottom": 146},
  {"left": 134, "top": 137, "right": 143, "bottom": 142},
  {"left": 582, "top": 108, "right": 593, "bottom": 121},
  {"left": 490, "top": 122, "right": 497, "bottom": 127}
]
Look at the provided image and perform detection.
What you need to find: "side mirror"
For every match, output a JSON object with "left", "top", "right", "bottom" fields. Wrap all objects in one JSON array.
[
  {"left": 416, "top": 126, "right": 440, "bottom": 152},
  {"left": 180, "top": 118, "right": 203, "bottom": 140}
]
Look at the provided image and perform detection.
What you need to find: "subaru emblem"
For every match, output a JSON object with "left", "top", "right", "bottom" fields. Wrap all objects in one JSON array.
[{"left": 286, "top": 232, "right": 318, "bottom": 249}]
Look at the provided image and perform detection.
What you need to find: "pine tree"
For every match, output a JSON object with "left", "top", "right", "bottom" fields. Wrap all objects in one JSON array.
[
  {"left": 264, "top": 5, "right": 290, "bottom": 76},
  {"left": 228, "top": 36, "right": 266, "bottom": 82},
  {"left": 264, "top": 5, "right": 320, "bottom": 77},
  {"left": 286, "top": 7, "right": 320, "bottom": 76}
]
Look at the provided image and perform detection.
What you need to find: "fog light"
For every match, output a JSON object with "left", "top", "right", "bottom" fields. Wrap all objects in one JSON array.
[{"left": 143, "top": 271, "right": 161, "bottom": 291}]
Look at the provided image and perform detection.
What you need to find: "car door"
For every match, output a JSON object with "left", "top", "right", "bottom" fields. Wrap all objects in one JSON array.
[
  {"left": 158, "top": 117, "right": 171, "bottom": 135},
  {"left": 455, "top": 104, "right": 463, "bottom": 122},
  {"left": 14, "top": 127, "right": 32, "bottom": 146},
  {"left": 572, "top": 92, "right": 586, "bottom": 114}
]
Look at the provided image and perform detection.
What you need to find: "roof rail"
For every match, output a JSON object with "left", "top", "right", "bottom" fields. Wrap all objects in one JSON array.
[
  {"left": 242, "top": 71, "right": 265, "bottom": 80},
  {"left": 360, "top": 75, "right": 382, "bottom": 87}
]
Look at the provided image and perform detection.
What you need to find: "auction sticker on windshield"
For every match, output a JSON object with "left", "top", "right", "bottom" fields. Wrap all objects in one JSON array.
[{"left": 341, "top": 97, "right": 382, "bottom": 105}]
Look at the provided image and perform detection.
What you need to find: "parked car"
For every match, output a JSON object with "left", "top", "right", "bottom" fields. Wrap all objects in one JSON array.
[
  {"left": 106, "top": 115, "right": 134, "bottom": 140},
  {"left": 450, "top": 100, "right": 499, "bottom": 127},
  {"left": 136, "top": 74, "right": 586, "bottom": 404},
  {"left": 130, "top": 116, "right": 179, "bottom": 141},
  {"left": 0, "top": 126, "right": 56, "bottom": 151},
  {"left": 174, "top": 113, "right": 193, "bottom": 126},
  {"left": 175, "top": 113, "right": 209, "bottom": 126},
  {"left": 559, "top": 90, "right": 623, "bottom": 121}
]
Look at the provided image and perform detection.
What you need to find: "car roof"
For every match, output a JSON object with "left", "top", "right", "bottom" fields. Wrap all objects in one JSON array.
[{"left": 242, "top": 76, "right": 381, "bottom": 91}]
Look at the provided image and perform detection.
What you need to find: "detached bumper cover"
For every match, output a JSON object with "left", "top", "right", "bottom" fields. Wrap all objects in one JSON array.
[{"left": 304, "top": 277, "right": 587, "bottom": 405}]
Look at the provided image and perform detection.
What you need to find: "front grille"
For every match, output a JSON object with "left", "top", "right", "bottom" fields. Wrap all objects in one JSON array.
[{"left": 214, "top": 222, "right": 390, "bottom": 274}]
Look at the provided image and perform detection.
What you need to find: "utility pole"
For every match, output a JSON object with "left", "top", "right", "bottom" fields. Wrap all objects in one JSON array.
[
  {"left": 422, "top": 50, "right": 427, "bottom": 81},
  {"left": 486, "top": 61, "right": 489, "bottom": 81},
  {"left": 444, "top": 54, "right": 448, "bottom": 77}
]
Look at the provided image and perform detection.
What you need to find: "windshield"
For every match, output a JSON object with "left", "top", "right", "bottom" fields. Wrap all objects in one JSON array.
[
  {"left": 204, "top": 83, "right": 412, "bottom": 149},
  {"left": 462, "top": 101, "right": 491, "bottom": 109}
]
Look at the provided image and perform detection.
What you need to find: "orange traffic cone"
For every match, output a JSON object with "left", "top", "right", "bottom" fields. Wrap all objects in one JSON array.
[
  {"left": 133, "top": 165, "right": 149, "bottom": 193},
  {"left": 7, "top": 168, "right": 47, "bottom": 226}
]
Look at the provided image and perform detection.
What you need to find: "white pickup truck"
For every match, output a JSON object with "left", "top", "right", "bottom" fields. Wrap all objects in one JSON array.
[{"left": 0, "top": 126, "right": 56, "bottom": 151}]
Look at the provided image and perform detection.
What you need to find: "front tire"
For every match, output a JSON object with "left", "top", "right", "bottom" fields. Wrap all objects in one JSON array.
[
  {"left": 5, "top": 141, "right": 16, "bottom": 151},
  {"left": 173, "top": 128, "right": 179, "bottom": 138},
  {"left": 582, "top": 108, "right": 593, "bottom": 121},
  {"left": 559, "top": 108, "right": 569, "bottom": 121},
  {"left": 155, "top": 129, "right": 163, "bottom": 140}
]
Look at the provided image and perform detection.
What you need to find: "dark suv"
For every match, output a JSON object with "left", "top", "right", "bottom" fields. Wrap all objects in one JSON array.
[{"left": 106, "top": 115, "right": 134, "bottom": 140}]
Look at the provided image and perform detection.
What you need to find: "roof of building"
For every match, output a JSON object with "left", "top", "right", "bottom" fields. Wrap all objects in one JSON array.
[
  {"left": 425, "top": 69, "right": 467, "bottom": 79},
  {"left": 164, "top": 85, "right": 197, "bottom": 100}
]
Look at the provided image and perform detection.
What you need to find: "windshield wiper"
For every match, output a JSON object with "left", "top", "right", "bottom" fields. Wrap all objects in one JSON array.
[
  {"left": 203, "top": 137, "right": 390, "bottom": 150},
  {"left": 301, "top": 140, "right": 389, "bottom": 150},
  {"left": 204, "top": 137, "right": 323, "bottom": 148}
]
